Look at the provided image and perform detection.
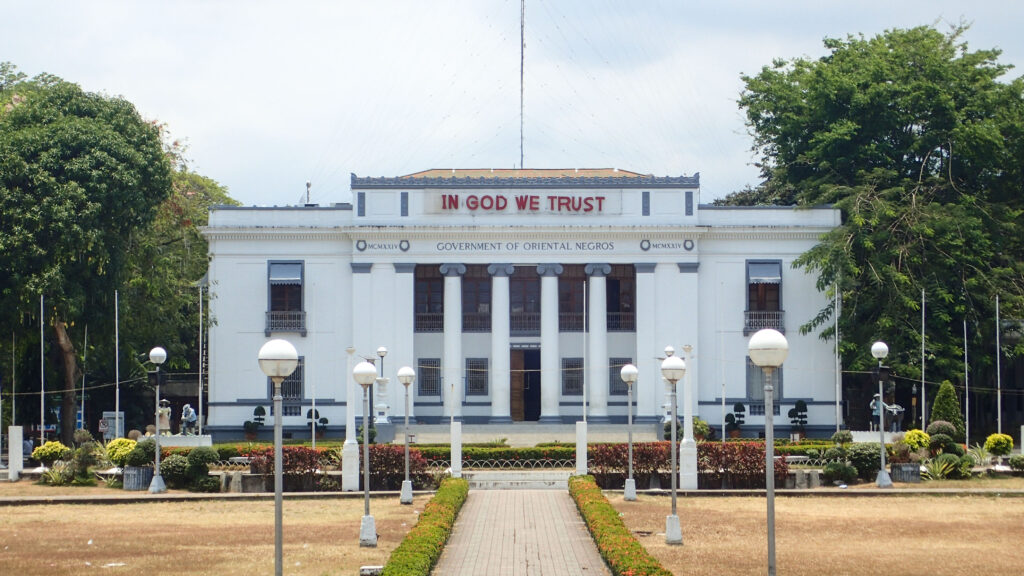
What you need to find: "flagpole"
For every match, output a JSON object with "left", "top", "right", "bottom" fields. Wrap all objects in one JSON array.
[
  {"left": 115, "top": 290, "right": 120, "bottom": 439},
  {"left": 921, "top": 288, "right": 926, "bottom": 427},
  {"left": 963, "top": 319, "right": 969, "bottom": 443},
  {"left": 834, "top": 284, "right": 841, "bottom": 433},
  {"left": 80, "top": 326, "right": 87, "bottom": 429},
  {"left": 198, "top": 284, "right": 204, "bottom": 436},
  {"left": 40, "top": 295, "right": 45, "bottom": 447},
  {"left": 995, "top": 294, "right": 1002, "bottom": 434}
]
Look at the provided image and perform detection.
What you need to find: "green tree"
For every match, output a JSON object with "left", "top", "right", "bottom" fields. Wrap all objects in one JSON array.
[
  {"left": 929, "top": 380, "right": 966, "bottom": 441},
  {"left": 0, "top": 64, "right": 172, "bottom": 443},
  {"left": 736, "top": 26, "right": 1024, "bottom": 378}
]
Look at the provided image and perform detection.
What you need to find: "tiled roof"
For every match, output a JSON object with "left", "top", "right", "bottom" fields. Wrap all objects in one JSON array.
[{"left": 401, "top": 168, "right": 648, "bottom": 179}]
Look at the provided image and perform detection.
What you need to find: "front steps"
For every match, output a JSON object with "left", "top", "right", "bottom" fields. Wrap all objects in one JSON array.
[{"left": 463, "top": 470, "right": 573, "bottom": 490}]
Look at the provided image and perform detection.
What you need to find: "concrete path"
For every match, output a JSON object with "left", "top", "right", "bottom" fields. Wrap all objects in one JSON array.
[{"left": 433, "top": 489, "right": 609, "bottom": 575}]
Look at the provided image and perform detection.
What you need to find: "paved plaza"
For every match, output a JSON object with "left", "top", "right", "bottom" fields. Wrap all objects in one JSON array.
[{"left": 433, "top": 489, "right": 610, "bottom": 575}]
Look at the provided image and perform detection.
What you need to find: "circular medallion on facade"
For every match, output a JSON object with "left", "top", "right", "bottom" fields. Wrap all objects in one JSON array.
[
  {"left": 400, "top": 239, "right": 410, "bottom": 252},
  {"left": 640, "top": 239, "right": 651, "bottom": 251},
  {"left": 356, "top": 239, "right": 367, "bottom": 252},
  {"left": 683, "top": 239, "right": 695, "bottom": 251}
]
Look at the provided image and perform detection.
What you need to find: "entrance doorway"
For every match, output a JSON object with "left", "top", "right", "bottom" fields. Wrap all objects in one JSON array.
[{"left": 511, "top": 349, "right": 541, "bottom": 421}]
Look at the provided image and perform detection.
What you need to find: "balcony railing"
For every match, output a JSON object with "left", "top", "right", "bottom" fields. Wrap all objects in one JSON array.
[
  {"left": 607, "top": 312, "right": 635, "bottom": 332},
  {"left": 748, "top": 402, "right": 781, "bottom": 416},
  {"left": 744, "top": 310, "right": 784, "bottom": 335},
  {"left": 511, "top": 312, "right": 541, "bottom": 335},
  {"left": 463, "top": 312, "right": 491, "bottom": 333},
  {"left": 266, "top": 310, "right": 307, "bottom": 336},
  {"left": 559, "top": 312, "right": 584, "bottom": 332},
  {"left": 415, "top": 312, "right": 444, "bottom": 333}
]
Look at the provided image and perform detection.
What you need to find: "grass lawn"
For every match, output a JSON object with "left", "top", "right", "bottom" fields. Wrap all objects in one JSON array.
[
  {"left": 0, "top": 480, "right": 426, "bottom": 576},
  {"left": 610, "top": 477, "right": 1024, "bottom": 576}
]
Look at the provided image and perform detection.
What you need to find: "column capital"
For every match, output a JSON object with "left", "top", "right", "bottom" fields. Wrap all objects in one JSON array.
[
  {"left": 351, "top": 263, "right": 373, "bottom": 274},
  {"left": 487, "top": 263, "right": 515, "bottom": 277},
  {"left": 394, "top": 263, "right": 416, "bottom": 273},
  {"left": 584, "top": 263, "right": 611, "bottom": 277},
  {"left": 635, "top": 263, "right": 657, "bottom": 273},
  {"left": 439, "top": 263, "right": 467, "bottom": 277},
  {"left": 536, "top": 263, "right": 564, "bottom": 277},
  {"left": 677, "top": 262, "right": 699, "bottom": 273}
]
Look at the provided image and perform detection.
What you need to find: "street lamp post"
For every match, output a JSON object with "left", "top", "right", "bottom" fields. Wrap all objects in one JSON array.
[
  {"left": 620, "top": 363, "right": 638, "bottom": 501},
  {"left": 748, "top": 328, "right": 789, "bottom": 576},
  {"left": 148, "top": 347, "right": 167, "bottom": 494},
  {"left": 353, "top": 360, "right": 379, "bottom": 547},
  {"left": 871, "top": 341, "right": 894, "bottom": 488},
  {"left": 257, "top": 339, "right": 299, "bottom": 576},
  {"left": 374, "top": 346, "right": 388, "bottom": 428},
  {"left": 398, "top": 366, "right": 416, "bottom": 504},
  {"left": 660, "top": 348, "right": 685, "bottom": 545}
]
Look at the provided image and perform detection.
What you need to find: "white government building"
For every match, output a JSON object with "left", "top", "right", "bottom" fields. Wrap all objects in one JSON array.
[{"left": 202, "top": 168, "right": 841, "bottom": 439}]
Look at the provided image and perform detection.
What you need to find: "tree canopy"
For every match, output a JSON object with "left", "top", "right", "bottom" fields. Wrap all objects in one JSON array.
[
  {"left": 734, "top": 26, "right": 1024, "bottom": 381},
  {"left": 0, "top": 63, "right": 235, "bottom": 442}
]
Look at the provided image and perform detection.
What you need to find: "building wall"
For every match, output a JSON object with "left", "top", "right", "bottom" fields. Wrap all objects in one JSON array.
[{"left": 203, "top": 175, "right": 842, "bottom": 437}]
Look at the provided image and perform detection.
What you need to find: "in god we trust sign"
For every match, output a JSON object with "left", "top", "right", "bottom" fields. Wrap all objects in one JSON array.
[{"left": 439, "top": 193, "right": 607, "bottom": 213}]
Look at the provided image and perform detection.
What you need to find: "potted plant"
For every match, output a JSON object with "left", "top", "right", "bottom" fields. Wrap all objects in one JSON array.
[
  {"left": 726, "top": 403, "right": 745, "bottom": 438},
  {"left": 123, "top": 439, "right": 156, "bottom": 491},
  {"left": 692, "top": 416, "right": 711, "bottom": 441},
  {"left": 787, "top": 400, "right": 807, "bottom": 440},
  {"left": 307, "top": 409, "right": 328, "bottom": 439},
  {"left": 244, "top": 406, "right": 267, "bottom": 440}
]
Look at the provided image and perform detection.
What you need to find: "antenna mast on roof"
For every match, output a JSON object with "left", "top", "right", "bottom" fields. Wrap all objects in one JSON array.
[{"left": 520, "top": 0, "right": 525, "bottom": 169}]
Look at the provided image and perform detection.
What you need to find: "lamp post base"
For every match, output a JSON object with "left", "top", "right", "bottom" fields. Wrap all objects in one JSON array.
[
  {"left": 148, "top": 474, "right": 166, "bottom": 494},
  {"left": 624, "top": 478, "right": 637, "bottom": 501},
  {"left": 359, "top": 515, "right": 378, "bottom": 547},
  {"left": 665, "top": 514, "right": 682, "bottom": 545},
  {"left": 875, "top": 469, "right": 893, "bottom": 488},
  {"left": 341, "top": 441, "right": 360, "bottom": 492},
  {"left": 400, "top": 480, "right": 414, "bottom": 504},
  {"left": 450, "top": 421, "right": 463, "bottom": 478}
]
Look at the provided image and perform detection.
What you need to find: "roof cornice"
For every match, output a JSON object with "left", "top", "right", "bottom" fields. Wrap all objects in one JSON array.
[{"left": 351, "top": 173, "right": 700, "bottom": 190}]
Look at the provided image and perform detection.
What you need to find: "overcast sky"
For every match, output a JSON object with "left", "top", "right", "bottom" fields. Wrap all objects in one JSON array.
[{"left": 4, "top": 1, "right": 1024, "bottom": 206}]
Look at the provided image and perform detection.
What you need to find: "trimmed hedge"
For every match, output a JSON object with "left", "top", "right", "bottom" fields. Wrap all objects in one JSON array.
[
  {"left": 381, "top": 477, "right": 469, "bottom": 576},
  {"left": 569, "top": 475, "right": 672, "bottom": 576}
]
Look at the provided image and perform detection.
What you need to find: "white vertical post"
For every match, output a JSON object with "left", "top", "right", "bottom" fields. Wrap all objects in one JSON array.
[
  {"left": 8, "top": 426, "right": 23, "bottom": 481},
  {"left": 40, "top": 294, "right": 44, "bottom": 447},
  {"left": 80, "top": 326, "right": 87, "bottom": 430},
  {"left": 835, "top": 286, "right": 842, "bottom": 433},
  {"left": 489, "top": 265, "right": 512, "bottom": 423},
  {"left": 921, "top": 288, "right": 926, "bottom": 428},
  {"left": 450, "top": 420, "right": 462, "bottom": 478},
  {"left": 680, "top": 345, "right": 697, "bottom": 490},
  {"left": 538, "top": 264, "right": 561, "bottom": 422},
  {"left": 585, "top": 264, "right": 609, "bottom": 421},
  {"left": 198, "top": 285, "right": 204, "bottom": 436},
  {"left": 995, "top": 294, "right": 1001, "bottom": 435},
  {"left": 342, "top": 347, "right": 359, "bottom": 492},
  {"left": 115, "top": 290, "right": 120, "bottom": 439},
  {"left": 964, "top": 319, "right": 969, "bottom": 443},
  {"left": 764, "top": 366, "right": 776, "bottom": 575}
]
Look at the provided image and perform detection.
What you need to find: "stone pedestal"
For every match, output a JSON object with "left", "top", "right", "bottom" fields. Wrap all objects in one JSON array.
[
  {"left": 450, "top": 421, "right": 462, "bottom": 478},
  {"left": 624, "top": 478, "right": 637, "bottom": 501},
  {"left": 665, "top": 514, "right": 682, "bottom": 545},
  {"left": 400, "top": 479, "right": 414, "bottom": 504},
  {"left": 7, "top": 426, "right": 23, "bottom": 481},
  {"left": 342, "top": 441, "right": 360, "bottom": 491},
  {"left": 680, "top": 439, "right": 698, "bottom": 490},
  {"left": 359, "top": 515, "right": 378, "bottom": 547}
]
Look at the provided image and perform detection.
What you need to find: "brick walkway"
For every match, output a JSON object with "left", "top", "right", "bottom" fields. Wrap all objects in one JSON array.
[{"left": 433, "top": 489, "right": 609, "bottom": 575}]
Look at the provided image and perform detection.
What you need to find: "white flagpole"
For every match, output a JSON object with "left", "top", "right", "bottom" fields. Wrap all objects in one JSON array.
[
  {"left": 80, "top": 325, "right": 87, "bottom": 429},
  {"left": 996, "top": 294, "right": 1002, "bottom": 434},
  {"left": 834, "top": 284, "right": 841, "bottom": 433},
  {"left": 11, "top": 331, "right": 15, "bottom": 427},
  {"left": 198, "top": 285, "right": 204, "bottom": 436},
  {"left": 963, "top": 319, "right": 969, "bottom": 443},
  {"left": 582, "top": 280, "right": 587, "bottom": 423},
  {"left": 40, "top": 294, "right": 45, "bottom": 447},
  {"left": 115, "top": 290, "right": 120, "bottom": 439},
  {"left": 921, "top": 289, "right": 926, "bottom": 427}
]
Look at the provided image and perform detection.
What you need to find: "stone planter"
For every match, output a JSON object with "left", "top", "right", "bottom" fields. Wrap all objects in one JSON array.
[
  {"left": 890, "top": 462, "right": 921, "bottom": 483},
  {"left": 123, "top": 465, "right": 154, "bottom": 491}
]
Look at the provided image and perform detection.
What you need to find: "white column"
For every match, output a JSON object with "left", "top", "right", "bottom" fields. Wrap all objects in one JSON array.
[
  {"left": 440, "top": 264, "right": 465, "bottom": 421},
  {"left": 655, "top": 263, "right": 683, "bottom": 421},
  {"left": 351, "top": 263, "right": 374, "bottom": 419},
  {"left": 634, "top": 264, "right": 657, "bottom": 421},
  {"left": 538, "top": 264, "right": 563, "bottom": 423},
  {"left": 394, "top": 264, "right": 417, "bottom": 423},
  {"left": 488, "top": 264, "right": 513, "bottom": 423},
  {"left": 585, "top": 263, "right": 610, "bottom": 422}
]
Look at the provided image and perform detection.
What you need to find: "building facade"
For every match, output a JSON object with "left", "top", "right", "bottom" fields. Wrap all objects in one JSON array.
[{"left": 203, "top": 169, "right": 842, "bottom": 438}]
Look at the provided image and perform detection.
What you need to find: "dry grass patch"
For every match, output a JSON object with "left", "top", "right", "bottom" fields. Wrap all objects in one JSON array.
[
  {"left": 609, "top": 493, "right": 1024, "bottom": 576},
  {"left": 0, "top": 495, "right": 428, "bottom": 575}
]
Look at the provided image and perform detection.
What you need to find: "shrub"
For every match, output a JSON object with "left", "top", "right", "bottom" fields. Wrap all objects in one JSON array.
[
  {"left": 190, "top": 476, "right": 222, "bottom": 493},
  {"left": 40, "top": 461, "right": 74, "bottom": 486},
  {"left": 568, "top": 475, "right": 672, "bottom": 576},
  {"left": 956, "top": 455, "right": 975, "bottom": 479},
  {"left": 381, "top": 477, "right": 469, "bottom": 576},
  {"left": 246, "top": 446, "right": 320, "bottom": 476},
  {"left": 73, "top": 429, "right": 94, "bottom": 447},
  {"left": 32, "top": 441, "right": 71, "bottom": 466},
  {"left": 831, "top": 430, "right": 853, "bottom": 445},
  {"left": 788, "top": 400, "right": 808, "bottom": 431},
  {"left": 823, "top": 446, "right": 846, "bottom": 461},
  {"left": 69, "top": 442, "right": 101, "bottom": 480},
  {"left": 928, "top": 434, "right": 963, "bottom": 457},
  {"left": 1009, "top": 455, "right": 1024, "bottom": 472},
  {"left": 922, "top": 457, "right": 954, "bottom": 480},
  {"left": 188, "top": 446, "right": 220, "bottom": 467},
  {"left": 125, "top": 439, "right": 156, "bottom": 467},
  {"left": 933, "top": 453, "right": 963, "bottom": 479},
  {"left": 214, "top": 444, "right": 242, "bottom": 460},
  {"left": 107, "top": 438, "right": 137, "bottom": 467},
  {"left": 697, "top": 441, "right": 788, "bottom": 489},
  {"left": 903, "top": 429, "right": 930, "bottom": 451},
  {"left": 363, "top": 444, "right": 431, "bottom": 490},
  {"left": 822, "top": 462, "right": 858, "bottom": 484},
  {"left": 929, "top": 382, "right": 965, "bottom": 441},
  {"left": 845, "top": 443, "right": 882, "bottom": 480},
  {"left": 984, "top": 433, "right": 1014, "bottom": 456},
  {"left": 926, "top": 420, "right": 957, "bottom": 438},
  {"left": 967, "top": 444, "right": 992, "bottom": 467},
  {"left": 161, "top": 454, "right": 191, "bottom": 488}
]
